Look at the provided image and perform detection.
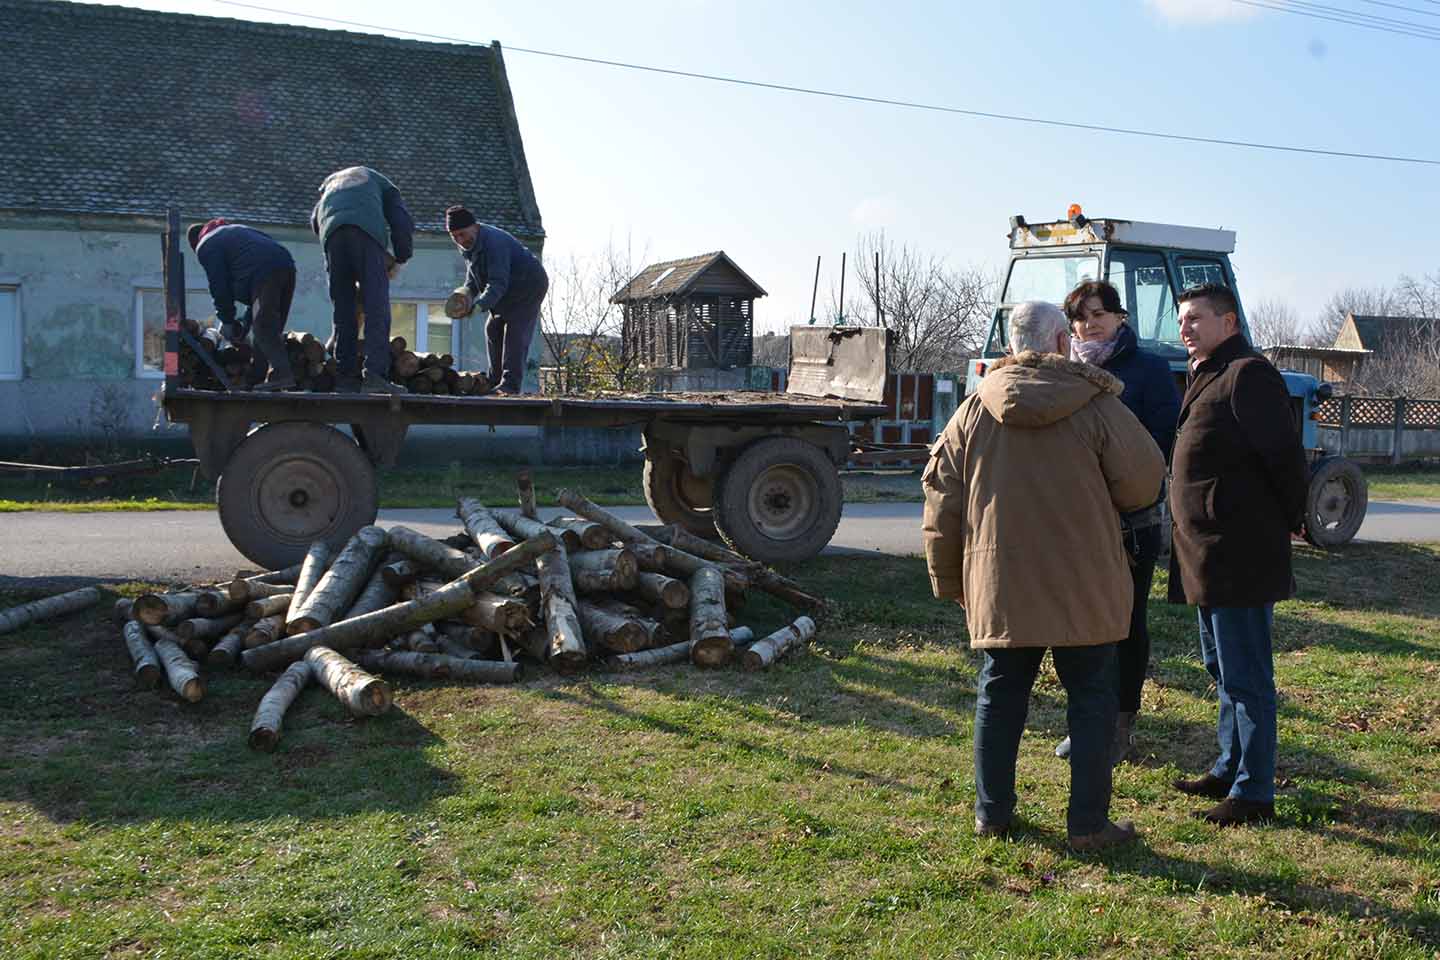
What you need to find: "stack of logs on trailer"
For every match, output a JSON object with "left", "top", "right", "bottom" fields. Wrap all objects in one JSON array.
[
  {"left": 173, "top": 318, "right": 494, "bottom": 395},
  {"left": 99, "top": 477, "right": 822, "bottom": 752}
]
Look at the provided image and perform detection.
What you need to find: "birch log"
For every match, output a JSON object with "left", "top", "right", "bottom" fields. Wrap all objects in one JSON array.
[
  {"left": 635, "top": 572, "right": 689, "bottom": 610},
  {"left": 112, "top": 597, "right": 134, "bottom": 624},
  {"left": 225, "top": 578, "right": 293, "bottom": 603},
  {"left": 575, "top": 601, "right": 648, "bottom": 653},
  {"left": 345, "top": 563, "right": 398, "bottom": 622},
  {"left": 244, "top": 614, "right": 287, "bottom": 649},
  {"left": 208, "top": 620, "right": 250, "bottom": 669},
  {"left": 121, "top": 619, "right": 162, "bottom": 688},
  {"left": 607, "top": 626, "right": 755, "bottom": 670},
  {"left": 248, "top": 660, "right": 312, "bottom": 752},
  {"left": 516, "top": 468, "right": 537, "bottom": 519},
  {"left": 228, "top": 563, "right": 302, "bottom": 592},
  {"left": 437, "top": 622, "right": 499, "bottom": 659},
  {"left": 627, "top": 541, "right": 669, "bottom": 574},
  {"left": 304, "top": 646, "right": 391, "bottom": 716},
  {"left": 245, "top": 594, "right": 293, "bottom": 620},
  {"left": 639, "top": 524, "right": 823, "bottom": 610},
  {"left": 568, "top": 548, "right": 638, "bottom": 589},
  {"left": 742, "top": 617, "right": 817, "bottom": 670},
  {"left": 287, "top": 526, "right": 388, "bottom": 634},
  {"left": 403, "top": 624, "right": 440, "bottom": 653},
  {"left": 380, "top": 558, "right": 421, "bottom": 591},
  {"left": 194, "top": 589, "right": 246, "bottom": 618},
  {"left": 357, "top": 650, "right": 524, "bottom": 684},
  {"left": 492, "top": 508, "right": 558, "bottom": 544},
  {"left": 150, "top": 631, "right": 205, "bottom": 702},
  {"left": 285, "top": 541, "right": 335, "bottom": 627},
  {"left": 456, "top": 497, "right": 515, "bottom": 558},
  {"left": 688, "top": 566, "right": 732, "bottom": 667},
  {"left": 573, "top": 568, "right": 622, "bottom": 596},
  {"left": 386, "top": 526, "right": 478, "bottom": 578},
  {"left": 177, "top": 613, "right": 244, "bottom": 644},
  {"left": 133, "top": 591, "right": 201, "bottom": 627},
  {"left": 150, "top": 622, "right": 206, "bottom": 661},
  {"left": 549, "top": 516, "right": 612, "bottom": 550},
  {"left": 536, "top": 542, "right": 586, "bottom": 672}
]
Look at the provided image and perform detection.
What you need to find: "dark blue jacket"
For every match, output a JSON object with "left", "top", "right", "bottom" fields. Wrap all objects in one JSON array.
[
  {"left": 461, "top": 224, "right": 548, "bottom": 313},
  {"left": 195, "top": 224, "right": 294, "bottom": 325},
  {"left": 1102, "top": 323, "right": 1181, "bottom": 462}
]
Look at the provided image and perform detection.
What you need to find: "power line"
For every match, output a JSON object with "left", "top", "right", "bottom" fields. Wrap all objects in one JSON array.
[
  {"left": 1277, "top": 0, "right": 1440, "bottom": 29},
  {"left": 208, "top": 0, "right": 1440, "bottom": 167},
  {"left": 1232, "top": 0, "right": 1440, "bottom": 39},
  {"left": 1353, "top": 0, "right": 1440, "bottom": 18}
]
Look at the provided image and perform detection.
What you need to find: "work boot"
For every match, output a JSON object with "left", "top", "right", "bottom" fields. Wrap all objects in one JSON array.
[
  {"left": 1172, "top": 772, "right": 1235, "bottom": 799},
  {"left": 1195, "top": 797, "right": 1274, "bottom": 827},
  {"left": 1068, "top": 819, "right": 1138, "bottom": 853},
  {"left": 362, "top": 373, "right": 407, "bottom": 395},
  {"left": 974, "top": 816, "right": 1010, "bottom": 838},
  {"left": 1054, "top": 735, "right": 1072, "bottom": 759},
  {"left": 1110, "top": 711, "right": 1137, "bottom": 766}
]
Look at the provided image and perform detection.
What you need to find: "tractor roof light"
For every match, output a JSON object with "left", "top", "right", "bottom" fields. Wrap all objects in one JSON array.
[{"left": 1067, "top": 203, "right": 1089, "bottom": 228}]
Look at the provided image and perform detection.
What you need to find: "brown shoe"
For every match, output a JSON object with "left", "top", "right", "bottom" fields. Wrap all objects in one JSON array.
[
  {"left": 1196, "top": 797, "right": 1274, "bottom": 826},
  {"left": 1068, "top": 819, "right": 1138, "bottom": 852},
  {"left": 1172, "top": 772, "right": 1234, "bottom": 799},
  {"left": 974, "top": 817, "right": 1010, "bottom": 838}
]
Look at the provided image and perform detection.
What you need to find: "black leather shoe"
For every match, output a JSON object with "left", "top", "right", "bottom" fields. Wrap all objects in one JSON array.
[
  {"left": 1172, "top": 772, "right": 1234, "bottom": 799},
  {"left": 1195, "top": 797, "right": 1275, "bottom": 826}
]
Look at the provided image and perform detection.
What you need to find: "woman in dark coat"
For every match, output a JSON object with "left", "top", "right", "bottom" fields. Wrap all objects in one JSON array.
[{"left": 1055, "top": 279, "right": 1180, "bottom": 764}]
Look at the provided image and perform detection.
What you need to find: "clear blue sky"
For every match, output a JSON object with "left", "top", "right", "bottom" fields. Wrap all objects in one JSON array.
[{"left": 93, "top": 0, "right": 1440, "bottom": 335}]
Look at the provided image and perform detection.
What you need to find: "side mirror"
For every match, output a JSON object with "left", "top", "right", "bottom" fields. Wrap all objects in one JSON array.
[{"left": 1314, "top": 382, "right": 1334, "bottom": 402}]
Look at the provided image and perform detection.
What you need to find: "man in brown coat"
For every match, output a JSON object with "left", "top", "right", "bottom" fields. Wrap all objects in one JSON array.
[
  {"left": 924, "top": 300, "right": 1165, "bottom": 851},
  {"left": 1169, "top": 283, "right": 1308, "bottom": 826}
]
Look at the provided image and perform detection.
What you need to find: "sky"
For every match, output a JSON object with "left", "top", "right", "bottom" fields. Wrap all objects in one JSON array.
[{"left": 86, "top": 0, "right": 1440, "bottom": 336}]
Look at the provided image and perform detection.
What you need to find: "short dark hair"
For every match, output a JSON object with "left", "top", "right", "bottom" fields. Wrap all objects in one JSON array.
[
  {"left": 1178, "top": 282, "right": 1239, "bottom": 320},
  {"left": 1064, "top": 280, "right": 1127, "bottom": 323},
  {"left": 187, "top": 223, "right": 205, "bottom": 250}
]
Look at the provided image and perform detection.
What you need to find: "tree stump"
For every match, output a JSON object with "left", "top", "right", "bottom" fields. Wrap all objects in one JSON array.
[
  {"left": 121, "top": 620, "right": 162, "bottom": 689},
  {"left": 304, "top": 646, "right": 391, "bottom": 716},
  {"left": 287, "top": 526, "right": 388, "bottom": 635},
  {"left": 248, "top": 660, "right": 313, "bottom": 752}
]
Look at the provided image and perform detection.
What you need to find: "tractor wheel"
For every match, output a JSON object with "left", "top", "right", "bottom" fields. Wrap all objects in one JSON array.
[
  {"left": 642, "top": 445, "right": 719, "bottom": 539},
  {"left": 1302, "top": 456, "right": 1368, "bottom": 547},
  {"left": 713, "top": 437, "right": 842, "bottom": 564}
]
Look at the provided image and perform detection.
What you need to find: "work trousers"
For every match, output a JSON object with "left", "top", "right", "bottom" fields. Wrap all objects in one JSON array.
[
  {"left": 1198, "top": 605, "right": 1277, "bottom": 803},
  {"left": 325, "top": 225, "right": 392, "bottom": 379},
  {"left": 1118, "top": 523, "right": 1163, "bottom": 712},
  {"left": 246, "top": 266, "right": 295, "bottom": 384},
  {"left": 486, "top": 275, "right": 548, "bottom": 392}
]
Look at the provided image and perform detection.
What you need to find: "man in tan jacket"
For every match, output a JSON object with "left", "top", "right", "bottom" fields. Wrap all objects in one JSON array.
[{"left": 923, "top": 300, "right": 1165, "bottom": 851}]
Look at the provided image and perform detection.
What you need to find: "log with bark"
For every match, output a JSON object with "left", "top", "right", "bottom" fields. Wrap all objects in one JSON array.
[
  {"left": 399, "top": 575, "right": 530, "bottom": 637},
  {"left": 244, "top": 593, "right": 294, "bottom": 620},
  {"left": 225, "top": 577, "right": 294, "bottom": 604},
  {"left": 207, "top": 620, "right": 251, "bottom": 669},
  {"left": 194, "top": 589, "right": 246, "bottom": 618},
  {"left": 113, "top": 597, "right": 134, "bottom": 624},
  {"left": 345, "top": 562, "right": 398, "bottom": 622},
  {"left": 742, "top": 617, "right": 817, "bottom": 670},
  {"left": 640, "top": 523, "right": 824, "bottom": 611},
  {"left": 567, "top": 547, "right": 639, "bottom": 589},
  {"left": 402, "top": 625, "right": 440, "bottom": 653},
  {"left": 248, "top": 660, "right": 312, "bottom": 752},
  {"left": 437, "top": 622, "right": 499, "bottom": 659},
  {"left": 304, "top": 646, "right": 391, "bottom": 716},
  {"left": 575, "top": 601, "right": 649, "bottom": 654},
  {"left": 285, "top": 541, "right": 335, "bottom": 627},
  {"left": 121, "top": 619, "right": 162, "bottom": 689},
  {"left": 549, "top": 516, "right": 612, "bottom": 550},
  {"left": 149, "top": 630, "right": 205, "bottom": 702},
  {"left": 627, "top": 541, "right": 669, "bottom": 574},
  {"left": 572, "top": 568, "right": 624, "bottom": 596},
  {"left": 380, "top": 558, "right": 422, "bottom": 591},
  {"left": 687, "top": 566, "right": 732, "bottom": 667},
  {"left": 244, "top": 614, "right": 287, "bottom": 649},
  {"left": 456, "top": 498, "right": 515, "bottom": 559},
  {"left": 607, "top": 627, "right": 753, "bottom": 670},
  {"left": 492, "top": 508, "right": 559, "bottom": 545},
  {"left": 634, "top": 572, "right": 689, "bottom": 610},
  {"left": 242, "top": 535, "right": 557, "bottom": 671},
  {"left": 357, "top": 650, "right": 524, "bottom": 684},
  {"left": 177, "top": 613, "right": 244, "bottom": 644},
  {"left": 133, "top": 590, "right": 202, "bottom": 627},
  {"left": 535, "top": 542, "right": 586, "bottom": 672},
  {"left": 150, "top": 622, "right": 208, "bottom": 661},
  {"left": 286, "top": 526, "right": 388, "bottom": 634},
  {"left": 516, "top": 468, "right": 537, "bottom": 519}
]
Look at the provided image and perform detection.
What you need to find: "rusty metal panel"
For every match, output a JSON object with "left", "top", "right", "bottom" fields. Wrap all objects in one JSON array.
[
  {"left": 786, "top": 326, "right": 890, "bottom": 403},
  {"left": 917, "top": 374, "right": 935, "bottom": 422}
]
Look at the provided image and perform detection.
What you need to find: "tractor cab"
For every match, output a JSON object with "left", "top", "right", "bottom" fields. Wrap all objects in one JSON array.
[{"left": 967, "top": 206, "right": 1367, "bottom": 546}]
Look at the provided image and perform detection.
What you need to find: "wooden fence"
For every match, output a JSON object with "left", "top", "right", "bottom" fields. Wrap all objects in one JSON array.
[{"left": 1313, "top": 396, "right": 1440, "bottom": 463}]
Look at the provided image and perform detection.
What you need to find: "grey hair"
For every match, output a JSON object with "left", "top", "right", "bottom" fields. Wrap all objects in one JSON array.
[{"left": 1009, "top": 300, "right": 1068, "bottom": 355}]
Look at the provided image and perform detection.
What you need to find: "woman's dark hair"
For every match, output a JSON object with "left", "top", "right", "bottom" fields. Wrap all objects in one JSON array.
[{"left": 1063, "top": 280, "right": 1128, "bottom": 323}]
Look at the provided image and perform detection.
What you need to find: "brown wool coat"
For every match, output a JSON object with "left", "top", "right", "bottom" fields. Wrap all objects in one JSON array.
[{"left": 923, "top": 352, "right": 1166, "bottom": 649}]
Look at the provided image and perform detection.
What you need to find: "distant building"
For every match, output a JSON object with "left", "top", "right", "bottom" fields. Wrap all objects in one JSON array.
[
  {"left": 612, "top": 252, "right": 766, "bottom": 370},
  {"left": 1265, "top": 313, "right": 1438, "bottom": 388}
]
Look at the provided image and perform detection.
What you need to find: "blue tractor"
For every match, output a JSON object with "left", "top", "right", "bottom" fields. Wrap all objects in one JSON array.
[{"left": 966, "top": 208, "right": 1368, "bottom": 547}]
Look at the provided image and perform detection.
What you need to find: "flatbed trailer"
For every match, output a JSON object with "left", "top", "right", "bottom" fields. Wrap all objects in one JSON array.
[{"left": 156, "top": 209, "right": 889, "bottom": 568}]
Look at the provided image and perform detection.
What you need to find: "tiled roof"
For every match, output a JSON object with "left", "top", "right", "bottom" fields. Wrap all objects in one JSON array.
[
  {"left": 0, "top": 0, "right": 543, "bottom": 238},
  {"left": 611, "top": 251, "right": 767, "bottom": 302}
]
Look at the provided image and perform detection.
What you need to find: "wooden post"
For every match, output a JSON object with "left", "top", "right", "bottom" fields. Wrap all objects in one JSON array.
[
  {"left": 0, "top": 586, "right": 103, "bottom": 634},
  {"left": 248, "top": 660, "right": 312, "bottom": 752},
  {"left": 287, "top": 527, "right": 388, "bottom": 634},
  {"left": 687, "top": 566, "right": 731, "bottom": 667},
  {"left": 305, "top": 646, "right": 391, "bottom": 716},
  {"left": 456, "top": 498, "right": 516, "bottom": 558},
  {"left": 1392, "top": 396, "right": 1407, "bottom": 465},
  {"left": 121, "top": 620, "right": 162, "bottom": 689},
  {"left": 742, "top": 616, "right": 816, "bottom": 670},
  {"left": 1338, "top": 395, "right": 1352, "bottom": 458}
]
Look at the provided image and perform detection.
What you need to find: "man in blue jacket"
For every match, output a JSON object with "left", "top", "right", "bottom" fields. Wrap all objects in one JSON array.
[
  {"left": 188, "top": 219, "right": 296, "bottom": 391},
  {"left": 311, "top": 166, "right": 414, "bottom": 394},
  {"left": 444, "top": 205, "right": 549, "bottom": 395}
]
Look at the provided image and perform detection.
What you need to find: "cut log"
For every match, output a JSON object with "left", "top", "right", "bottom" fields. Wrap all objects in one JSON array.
[
  {"left": 575, "top": 601, "right": 648, "bottom": 654},
  {"left": 456, "top": 498, "right": 515, "bottom": 558},
  {"left": 245, "top": 563, "right": 303, "bottom": 586},
  {"left": 466, "top": 592, "right": 531, "bottom": 635},
  {"left": 380, "top": 558, "right": 421, "bottom": 590},
  {"left": 556, "top": 489, "right": 650, "bottom": 543},
  {"left": 639, "top": 524, "right": 823, "bottom": 610},
  {"left": 241, "top": 536, "right": 556, "bottom": 672},
  {"left": 492, "top": 508, "right": 558, "bottom": 544},
  {"left": 121, "top": 619, "right": 162, "bottom": 689},
  {"left": 437, "top": 622, "right": 499, "bottom": 659},
  {"left": 133, "top": 590, "right": 201, "bottom": 627},
  {"left": 150, "top": 622, "right": 207, "bottom": 661},
  {"left": 635, "top": 572, "right": 689, "bottom": 610},
  {"left": 606, "top": 626, "right": 753, "bottom": 671},
  {"left": 113, "top": 597, "right": 134, "bottom": 623},
  {"left": 287, "top": 526, "right": 388, "bottom": 634},
  {"left": 149, "top": 630, "right": 205, "bottom": 702},
  {"left": 248, "top": 660, "right": 312, "bottom": 752},
  {"left": 729, "top": 626, "right": 755, "bottom": 645},
  {"left": 194, "top": 589, "right": 245, "bottom": 618},
  {"left": 208, "top": 620, "right": 251, "bottom": 669},
  {"left": 517, "top": 468, "right": 537, "bottom": 519},
  {"left": 688, "top": 566, "right": 731, "bottom": 667},
  {"left": 357, "top": 650, "right": 524, "bottom": 684},
  {"left": 627, "top": 541, "right": 669, "bottom": 574},
  {"left": 226, "top": 578, "right": 291, "bottom": 603},
  {"left": 304, "top": 646, "right": 391, "bottom": 716},
  {"left": 345, "top": 563, "right": 398, "bottom": 621},
  {"left": 244, "top": 614, "right": 287, "bottom": 649},
  {"left": 536, "top": 542, "right": 586, "bottom": 672},
  {"left": 177, "top": 613, "right": 244, "bottom": 644},
  {"left": 286, "top": 541, "right": 335, "bottom": 627},
  {"left": 567, "top": 548, "right": 639, "bottom": 589},
  {"left": 403, "top": 625, "right": 440, "bottom": 653},
  {"left": 573, "top": 568, "right": 623, "bottom": 596},
  {"left": 386, "top": 526, "right": 481, "bottom": 579},
  {"left": 549, "top": 516, "right": 612, "bottom": 550},
  {"left": 742, "top": 617, "right": 817, "bottom": 670},
  {"left": 245, "top": 593, "right": 294, "bottom": 620}
]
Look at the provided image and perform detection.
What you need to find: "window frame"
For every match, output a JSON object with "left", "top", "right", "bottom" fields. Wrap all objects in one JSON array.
[
  {"left": 0, "top": 280, "right": 22, "bottom": 380},
  {"left": 134, "top": 285, "right": 214, "bottom": 379},
  {"left": 392, "top": 299, "right": 458, "bottom": 355},
  {"left": 1103, "top": 246, "right": 1180, "bottom": 345}
]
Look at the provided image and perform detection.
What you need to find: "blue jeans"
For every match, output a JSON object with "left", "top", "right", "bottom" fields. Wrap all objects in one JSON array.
[
  {"left": 974, "top": 644, "right": 1118, "bottom": 836},
  {"left": 1197, "top": 605, "right": 1277, "bottom": 803}
]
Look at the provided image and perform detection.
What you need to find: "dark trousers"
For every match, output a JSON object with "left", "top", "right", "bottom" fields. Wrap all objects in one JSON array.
[
  {"left": 1198, "top": 605, "right": 1277, "bottom": 803},
  {"left": 325, "top": 225, "right": 392, "bottom": 379},
  {"left": 974, "top": 643, "right": 1118, "bottom": 836},
  {"left": 487, "top": 279, "right": 547, "bottom": 392},
  {"left": 246, "top": 266, "right": 295, "bottom": 384},
  {"left": 1118, "top": 523, "right": 1162, "bottom": 712}
]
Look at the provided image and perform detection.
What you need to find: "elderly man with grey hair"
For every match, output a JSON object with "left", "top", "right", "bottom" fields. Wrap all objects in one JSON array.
[{"left": 923, "top": 301, "right": 1165, "bottom": 851}]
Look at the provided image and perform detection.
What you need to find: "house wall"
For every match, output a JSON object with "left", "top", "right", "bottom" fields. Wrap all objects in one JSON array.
[{"left": 0, "top": 212, "right": 544, "bottom": 444}]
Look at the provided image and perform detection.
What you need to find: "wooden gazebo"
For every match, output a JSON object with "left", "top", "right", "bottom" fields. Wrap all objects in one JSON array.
[{"left": 611, "top": 251, "right": 767, "bottom": 370}]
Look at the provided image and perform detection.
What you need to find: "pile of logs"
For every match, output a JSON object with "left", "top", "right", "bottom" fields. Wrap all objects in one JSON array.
[{"left": 99, "top": 475, "right": 823, "bottom": 753}]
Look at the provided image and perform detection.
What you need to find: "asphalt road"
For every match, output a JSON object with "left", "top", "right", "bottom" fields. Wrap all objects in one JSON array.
[{"left": 3, "top": 499, "right": 1439, "bottom": 587}]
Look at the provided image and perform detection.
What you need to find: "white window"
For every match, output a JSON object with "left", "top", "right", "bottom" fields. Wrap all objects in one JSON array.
[
  {"left": 135, "top": 288, "right": 217, "bottom": 378},
  {"left": 0, "top": 285, "right": 20, "bottom": 379},
  {"left": 390, "top": 301, "right": 456, "bottom": 355}
]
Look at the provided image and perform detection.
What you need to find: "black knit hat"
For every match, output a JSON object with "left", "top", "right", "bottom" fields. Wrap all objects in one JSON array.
[
  {"left": 187, "top": 223, "right": 205, "bottom": 250},
  {"left": 445, "top": 205, "right": 476, "bottom": 231}
]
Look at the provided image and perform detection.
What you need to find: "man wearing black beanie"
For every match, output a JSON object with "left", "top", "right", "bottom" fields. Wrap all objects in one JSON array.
[{"left": 445, "top": 205, "right": 549, "bottom": 395}]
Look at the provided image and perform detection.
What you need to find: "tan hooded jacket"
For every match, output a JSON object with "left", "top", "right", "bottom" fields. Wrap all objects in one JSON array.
[{"left": 923, "top": 352, "right": 1166, "bottom": 649}]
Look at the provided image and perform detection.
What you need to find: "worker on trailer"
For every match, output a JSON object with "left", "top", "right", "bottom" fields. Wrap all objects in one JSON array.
[
  {"left": 188, "top": 219, "right": 296, "bottom": 391},
  {"left": 444, "top": 205, "right": 549, "bottom": 395},
  {"left": 311, "top": 165, "right": 414, "bottom": 394}
]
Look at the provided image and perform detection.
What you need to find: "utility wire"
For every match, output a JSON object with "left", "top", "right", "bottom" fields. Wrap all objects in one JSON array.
[
  {"left": 1232, "top": 0, "right": 1440, "bottom": 38},
  {"left": 1353, "top": 0, "right": 1440, "bottom": 18},
  {"left": 1275, "top": 0, "right": 1440, "bottom": 29},
  {"left": 209, "top": 0, "right": 1440, "bottom": 167}
]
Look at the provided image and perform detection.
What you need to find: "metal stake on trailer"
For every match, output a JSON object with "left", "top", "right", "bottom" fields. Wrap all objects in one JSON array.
[{"left": 162, "top": 207, "right": 232, "bottom": 391}]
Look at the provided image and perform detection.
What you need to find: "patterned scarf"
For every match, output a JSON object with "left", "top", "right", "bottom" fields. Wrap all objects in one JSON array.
[{"left": 1071, "top": 329, "right": 1121, "bottom": 367}]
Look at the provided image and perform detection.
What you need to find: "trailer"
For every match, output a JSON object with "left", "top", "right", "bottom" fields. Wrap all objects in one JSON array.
[{"left": 156, "top": 210, "right": 889, "bottom": 569}]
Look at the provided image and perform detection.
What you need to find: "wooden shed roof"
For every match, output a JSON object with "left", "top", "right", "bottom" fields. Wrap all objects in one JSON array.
[{"left": 611, "top": 251, "right": 768, "bottom": 303}]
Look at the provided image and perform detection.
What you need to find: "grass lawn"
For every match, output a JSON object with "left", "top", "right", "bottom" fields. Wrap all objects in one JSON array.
[
  {"left": 1364, "top": 466, "right": 1440, "bottom": 503},
  {"left": 1, "top": 544, "right": 1437, "bottom": 957}
]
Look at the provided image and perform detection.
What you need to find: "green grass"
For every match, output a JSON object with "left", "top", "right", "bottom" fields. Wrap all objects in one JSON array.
[
  {"left": 2, "top": 545, "right": 1438, "bottom": 956},
  {"left": 1365, "top": 466, "right": 1440, "bottom": 502}
]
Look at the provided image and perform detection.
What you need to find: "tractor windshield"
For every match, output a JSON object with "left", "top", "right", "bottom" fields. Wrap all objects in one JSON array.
[{"left": 1002, "top": 255, "right": 1099, "bottom": 306}]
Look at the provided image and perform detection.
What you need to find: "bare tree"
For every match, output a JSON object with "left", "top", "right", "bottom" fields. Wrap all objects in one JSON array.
[
  {"left": 1246, "top": 298, "right": 1303, "bottom": 349},
  {"left": 1350, "top": 317, "right": 1440, "bottom": 397},
  {"left": 539, "top": 240, "right": 645, "bottom": 394},
  {"left": 1309, "top": 285, "right": 1396, "bottom": 347},
  {"left": 752, "top": 331, "right": 789, "bottom": 368}
]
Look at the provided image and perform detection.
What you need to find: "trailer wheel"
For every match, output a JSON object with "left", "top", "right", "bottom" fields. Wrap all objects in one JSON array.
[
  {"left": 216, "top": 422, "right": 379, "bottom": 569},
  {"left": 643, "top": 446, "right": 719, "bottom": 539},
  {"left": 1302, "top": 456, "right": 1368, "bottom": 547},
  {"left": 713, "top": 437, "right": 841, "bottom": 564}
]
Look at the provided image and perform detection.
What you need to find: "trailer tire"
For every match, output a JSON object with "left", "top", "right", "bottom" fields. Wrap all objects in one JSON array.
[
  {"left": 216, "top": 422, "right": 379, "bottom": 570},
  {"left": 1302, "top": 456, "right": 1367, "bottom": 547},
  {"left": 643, "top": 446, "right": 719, "bottom": 539},
  {"left": 713, "top": 437, "right": 841, "bottom": 564}
]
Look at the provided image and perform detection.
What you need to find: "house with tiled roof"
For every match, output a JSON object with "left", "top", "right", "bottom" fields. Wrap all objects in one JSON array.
[
  {"left": 0, "top": 0, "right": 543, "bottom": 439},
  {"left": 612, "top": 252, "right": 766, "bottom": 370}
]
